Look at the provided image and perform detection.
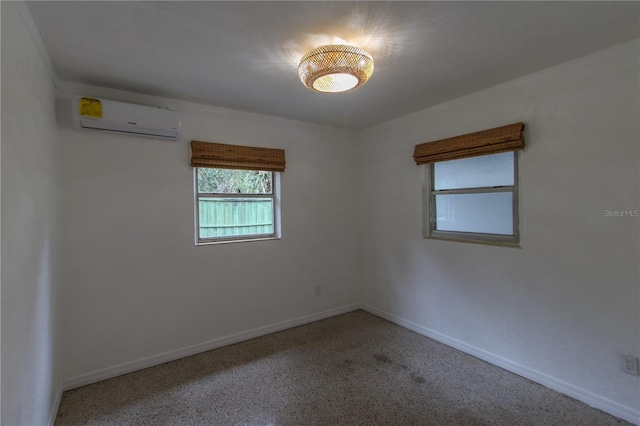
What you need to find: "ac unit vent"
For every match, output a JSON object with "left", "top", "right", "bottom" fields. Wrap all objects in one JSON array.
[{"left": 72, "top": 97, "right": 181, "bottom": 140}]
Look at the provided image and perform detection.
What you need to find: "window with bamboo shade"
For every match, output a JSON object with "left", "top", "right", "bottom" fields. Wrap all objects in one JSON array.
[
  {"left": 415, "top": 123, "right": 525, "bottom": 246},
  {"left": 191, "top": 141, "right": 285, "bottom": 244}
]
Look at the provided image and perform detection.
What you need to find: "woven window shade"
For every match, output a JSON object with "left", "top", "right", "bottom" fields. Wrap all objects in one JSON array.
[
  {"left": 191, "top": 141, "right": 286, "bottom": 172},
  {"left": 413, "top": 122, "right": 525, "bottom": 165}
]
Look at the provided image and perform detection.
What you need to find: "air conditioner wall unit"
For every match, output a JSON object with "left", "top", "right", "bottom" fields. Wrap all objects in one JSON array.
[{"left": 72, "top": 97, "right": 181, "bottom": 140}]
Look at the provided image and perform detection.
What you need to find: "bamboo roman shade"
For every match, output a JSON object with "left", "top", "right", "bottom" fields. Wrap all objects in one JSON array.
[
  {"left": 413, "top": 122, "right": 525, "bottom": 165},
  {"left": 191, "top": 141, "right": 286, "bottom": 172}
]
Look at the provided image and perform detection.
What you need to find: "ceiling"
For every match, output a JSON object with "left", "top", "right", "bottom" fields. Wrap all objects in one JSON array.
[{"left": 27, "top": 1, "right": 639, "bottom": 130}]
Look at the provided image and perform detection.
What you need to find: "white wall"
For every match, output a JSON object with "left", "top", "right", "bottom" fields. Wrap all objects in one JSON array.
[
  {"left": 1, "top": 2, "right": 62, "bottom": 425},
  {"left": 58, "top": 83, "right": 360, "bottom": 384},
  {"left": 356, "top": 40, "right": 640, "bottom": 422}
]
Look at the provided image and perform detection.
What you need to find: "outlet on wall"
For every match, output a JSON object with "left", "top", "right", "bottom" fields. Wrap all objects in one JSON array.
[
  {"left": 621, "top": 354, "right": 639, "bottom": 376},
  {"left": 314, "top": 286, "right": 322, "bottom": 297}
]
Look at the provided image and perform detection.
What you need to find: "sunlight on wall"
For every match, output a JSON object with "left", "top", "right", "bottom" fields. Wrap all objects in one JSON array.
[{"left": 263, "top": 2, "right": 426, "bottom": 71}]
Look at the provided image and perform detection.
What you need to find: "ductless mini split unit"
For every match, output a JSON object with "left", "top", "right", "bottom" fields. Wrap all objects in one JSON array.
[{"left": 72, "top": 97, "right": 181, "bottom": 140}]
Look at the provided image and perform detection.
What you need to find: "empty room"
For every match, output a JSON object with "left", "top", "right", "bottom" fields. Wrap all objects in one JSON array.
[{"left": 2, "top": 1, "right": 639, "bottom": 425}]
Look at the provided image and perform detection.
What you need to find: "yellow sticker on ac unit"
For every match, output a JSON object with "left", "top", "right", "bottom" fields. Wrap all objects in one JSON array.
[{"left": 78, "top": 97, "right": 102, "bottom": 118}]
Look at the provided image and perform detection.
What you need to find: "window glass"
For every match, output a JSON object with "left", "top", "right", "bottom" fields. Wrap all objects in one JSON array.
[
  {"left": 198, "top": 197, "right": 274, "bottom": 239},
  {"left": 434, "top": 152, "right": 514, "bottom": 190},
  {"left": 426, "top": 151, "right": 519, "bottom": 245},
  {"left": 195, "top": 168, "right": 278, "bottom": 244},
  {"left": 197, "top": 168, "right": 273, "bottom": 194},
  {"left": 435, "top": 192, "right": 513, "bottom": 235}
]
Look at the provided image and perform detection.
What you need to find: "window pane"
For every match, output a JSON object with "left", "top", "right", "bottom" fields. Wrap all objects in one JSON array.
[
  {"left": 434, "top": 152, "right": 514, "bottom": 190},
  {"left": 199, "top": 197, "right": 274, "bottom": 238},
  {"left": 435, "top": 192, "right": 513, "bottom": 235},
  {"left": 197, "top": 168, "right": 273, "bottom": 194}
]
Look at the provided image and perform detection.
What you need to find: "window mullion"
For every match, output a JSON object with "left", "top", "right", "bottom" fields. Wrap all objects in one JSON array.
[
  {"left": 197, "top": 192, "right": 274, "bottom": 198},
  {"left": 432, "top": 185, "right": 515, "bottom": 195}
]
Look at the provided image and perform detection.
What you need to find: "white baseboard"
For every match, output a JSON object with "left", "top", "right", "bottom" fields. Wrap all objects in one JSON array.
[
  {"left": 360, "top": 304, "right": 640, "bottom": 425},
  {"left": 62, "top": 304, "right": 360, "bottom": 391},
  {"left": 59, "top": 303, "right": 638, "bottom": 425},
  {"left": 48, "top": 382, "right": 63, "bottom": 426}
]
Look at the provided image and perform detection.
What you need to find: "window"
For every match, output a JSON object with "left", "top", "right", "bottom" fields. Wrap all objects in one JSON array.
[
  {"left": 413, "top": 122, "right": 524, "bottom": 246},
  {"left": 191, "top": 141, "right": 285, "bottom": 245},
  {"left": 426, "top": 152, "right": 519, "bottom": 244},
  {"left": 195, "top": 168, "right": 280, "bottom": 243}
]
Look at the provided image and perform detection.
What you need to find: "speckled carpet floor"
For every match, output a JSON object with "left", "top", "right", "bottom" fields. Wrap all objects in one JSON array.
[{"left": 55, "top": 310, "right": 630, "bottom": 425}]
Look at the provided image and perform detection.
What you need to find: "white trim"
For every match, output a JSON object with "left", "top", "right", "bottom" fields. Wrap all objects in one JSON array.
[
  {"left": 47, "top": 382, "right": 63, "bottom": 426},
  {"left": 13, "top": 1, "right": 58, "bottom": 87},
  {"left": 360, "top": 304, "right": 640, "bottom": 425},
  {"left": 62, "top": 304, "right": 361, "bottom": 391}
]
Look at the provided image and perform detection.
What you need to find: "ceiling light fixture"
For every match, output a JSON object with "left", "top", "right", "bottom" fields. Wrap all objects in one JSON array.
[{"left": 298, "top": 44, "right": 374, "bottom": 93}]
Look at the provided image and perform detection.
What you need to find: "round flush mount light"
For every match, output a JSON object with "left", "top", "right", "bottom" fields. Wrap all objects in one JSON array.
[{"left": 298, "top": 44, "right": 374, "bottom": 93}]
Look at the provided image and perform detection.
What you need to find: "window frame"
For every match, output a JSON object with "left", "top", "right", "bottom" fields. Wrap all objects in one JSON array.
[
  {"left": 423, "top": 151, "right": 520, "bottom": 246},
  {"left": 194, "top": 167, "right": 281, "bottom": 245}
]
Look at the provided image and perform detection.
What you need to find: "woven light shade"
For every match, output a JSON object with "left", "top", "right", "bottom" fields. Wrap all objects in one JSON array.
[{"left": 298, "top": 44, "right": 374, "bottom": 93}]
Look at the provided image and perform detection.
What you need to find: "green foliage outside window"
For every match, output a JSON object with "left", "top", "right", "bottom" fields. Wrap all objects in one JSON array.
[{"left": 197, "top": 168, "right": 273, "bottom": 194}]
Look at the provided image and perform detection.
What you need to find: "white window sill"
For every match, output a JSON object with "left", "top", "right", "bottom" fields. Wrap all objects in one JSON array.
[{"left": 196, "top": 236, "right": 281, "bottom": 246}]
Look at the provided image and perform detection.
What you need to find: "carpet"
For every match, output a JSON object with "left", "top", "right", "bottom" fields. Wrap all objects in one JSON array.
[{"left": 55, "top": 310, "right": 630, "bottom": 425}]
